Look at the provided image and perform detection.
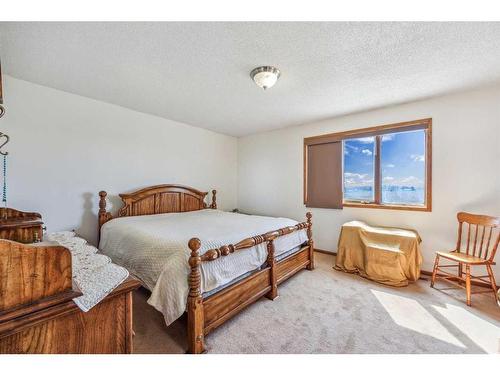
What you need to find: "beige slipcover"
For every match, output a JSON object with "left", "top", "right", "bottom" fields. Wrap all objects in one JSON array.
[{"left": 334, "top": 221, "right": 422, "bottom": 287}]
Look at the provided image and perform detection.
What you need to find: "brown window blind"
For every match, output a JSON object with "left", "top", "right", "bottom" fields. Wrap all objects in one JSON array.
[{"left": 305, "top": 141, "right": 343, "bottom": 209}]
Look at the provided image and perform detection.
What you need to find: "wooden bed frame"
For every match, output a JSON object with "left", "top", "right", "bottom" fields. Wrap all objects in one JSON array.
[{"left": 97, "top": 184, "right": 314, "bottom": 354}]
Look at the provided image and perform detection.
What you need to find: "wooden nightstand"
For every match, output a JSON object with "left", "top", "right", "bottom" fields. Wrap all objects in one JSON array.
[{"left": 0, "top": 208, "right": 44, "bottom": 243}]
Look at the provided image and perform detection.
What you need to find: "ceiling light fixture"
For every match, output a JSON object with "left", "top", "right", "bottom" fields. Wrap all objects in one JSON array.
[{"left": 250, "top": 66, "right": 280, "bottom": 90}]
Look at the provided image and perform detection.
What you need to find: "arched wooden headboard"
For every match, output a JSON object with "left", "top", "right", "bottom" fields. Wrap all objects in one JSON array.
[{"left": 98, "top": 184, "right": 217, "bottom": 232}]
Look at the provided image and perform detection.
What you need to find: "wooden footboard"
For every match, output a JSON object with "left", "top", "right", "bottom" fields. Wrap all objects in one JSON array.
[{"left": 187, "top": 212, "right": 314, "bottom": 354}]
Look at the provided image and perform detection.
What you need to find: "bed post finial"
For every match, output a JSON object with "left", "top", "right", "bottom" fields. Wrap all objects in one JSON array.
[
  {"left": 99, "top": 191, "right": 107, "bottom": 212},
  {"left": 98, "top": 191, "right": 108, "bottom": 231},
  {"left": 187, "top": 237, "right": 205, "bottom": 354},
  {"left": 306, "top": 212, "right": 315, "bottom": 270},
  {"left": 210, "top": 189, "right": 217, "bottom": 209},
  {"left": 98, "top": 191, "right": 113, "bottom": 243}
]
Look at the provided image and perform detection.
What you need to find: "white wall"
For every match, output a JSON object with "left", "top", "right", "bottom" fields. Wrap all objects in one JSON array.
[
  {"left": 238, "top": 85, "right": 500, "bottom": 276},
  {"left": 2, "top": 76, "right": 238, "bottom": 245},
  {"left": 3, "top": 75, "right": 499, "bottom": 277}
]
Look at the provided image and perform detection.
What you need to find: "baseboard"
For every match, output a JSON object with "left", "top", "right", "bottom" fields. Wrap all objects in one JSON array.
[
  {"left": 314, "top": 248, "right": 337, "bottom": 256},
  {"left": 315, "top": 250, "right": 499, "bottom": 288}
]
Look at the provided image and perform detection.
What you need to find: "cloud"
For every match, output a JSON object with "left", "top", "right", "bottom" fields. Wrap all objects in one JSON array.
[
  {"left": 383, "top": 176, "right": 395, "bottom": 182},
  {"left": 344, "top": 143, "right": 359, "bottom": 153},
  {"left": 385, "top": 164, "right": 395, "bottom": 168},
  {"left": 361, "top": 149, "right": 373, "bottom": 156},
  {"left": 382, "top": 134, "right": 395, "bottom": 142},
  {"left": 344, "top": 172, "right": 373, "bottom": 187},
  {"left": 410, "top": 154, "right": 425, "bottom": 162},
  {"left": 356, "top": 137, "right": 375, "bottom": 144}
]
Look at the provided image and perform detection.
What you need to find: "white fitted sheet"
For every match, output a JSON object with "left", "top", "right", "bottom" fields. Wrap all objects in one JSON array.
[{"left": 99, "top": 209, "right": 308, "bottom": 325}]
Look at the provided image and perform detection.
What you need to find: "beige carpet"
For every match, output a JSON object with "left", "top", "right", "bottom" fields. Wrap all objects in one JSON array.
[{"left": 133, "top": 253, "right": 500, "bottom": 354}]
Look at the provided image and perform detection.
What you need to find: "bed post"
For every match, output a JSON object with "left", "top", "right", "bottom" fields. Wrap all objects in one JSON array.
[
  {"left": 265, "top": 233, "right": 278, "bottom": 300},
  {"left": 306, "top": 212, "right": 315, "bottom": 270},
  {"left": 210, "top": 190, "right": 217, "bottom": 209},
  {"left": 187, "top": 237, "right": 205, "bottom": 354},
  {"left": 98, "top": 191, "right": 113, "bottom": 242}
]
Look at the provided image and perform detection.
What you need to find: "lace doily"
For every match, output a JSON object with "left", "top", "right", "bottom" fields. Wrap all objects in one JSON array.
[{"left": 45, "top": 231, "right": 130, "bottom": 312}]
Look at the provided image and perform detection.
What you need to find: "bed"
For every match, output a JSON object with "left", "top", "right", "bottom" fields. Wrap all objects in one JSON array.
[{"left": 97, "top": 184, "right": 314, "bottom": 354}]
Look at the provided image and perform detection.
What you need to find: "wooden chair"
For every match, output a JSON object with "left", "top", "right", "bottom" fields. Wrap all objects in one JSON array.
[{"left": 431, "top": 212, "right": 499, "bottom": 306}]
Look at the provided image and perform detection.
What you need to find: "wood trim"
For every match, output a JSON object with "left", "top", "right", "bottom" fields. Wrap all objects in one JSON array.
[
  {"left": 303, "top": 142, "right": 307, "bottom": 204},
  {"left": 314, "top": 248, "right": 336, "bottom": 256},
  {"left": 304, "top": 118, "right": 432, "bottom": 212},
  {"left": 304, "top": 118, "right": 431, "bottom": 145},
  {"left": 343, "top": 202, "right": 431, "bottom": 212},
  {"left": 374, "top": 135, "right": 382, "bottom": 204},
  {"left": 426, "top": 120, "right": 433, "bottom": 211}
]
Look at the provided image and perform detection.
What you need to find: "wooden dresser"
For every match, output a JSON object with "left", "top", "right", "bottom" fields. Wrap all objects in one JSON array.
[
  {"left": 0, "top": 239, "right": 141, "bottom": 354},
  {"left": 0, "top": 208, "right": 44, "bottom": 243}
]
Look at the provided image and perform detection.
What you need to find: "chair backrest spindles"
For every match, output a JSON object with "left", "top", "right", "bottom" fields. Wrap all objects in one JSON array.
[
  {"left": 478, "top": 225, "right": 485, "bottom": 258},
  {"left": 466, "top": 223, "right": 471, "bottom": 255},
  {"left": 472, "top": 224, "right": 479, "bottom": 257},
  {"left": 456, "top": 222, "right": 463, "bottom": 252},
  {"left": 456, "top": 212, "right": 499, "bottom": 262},
  {"left": 484, "top": 227, "right": 493, "bottom": 260}
]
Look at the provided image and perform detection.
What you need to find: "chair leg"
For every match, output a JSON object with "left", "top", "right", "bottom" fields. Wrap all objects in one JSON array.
[
  {"left": 430, "top": 255, "right": 440, "bottom": 287},
  {"left": 465, "top": 265, "right": 472, "bottom": 307},
  {"left": 485, "top": 264, "right": 498, "bottom": 303},
  {"left": 458, "top": 263, "right": 463, "bottom": 279}
]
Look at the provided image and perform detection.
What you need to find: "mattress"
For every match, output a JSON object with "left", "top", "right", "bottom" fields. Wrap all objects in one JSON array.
[{"left": 99, "top": 209, "right": 308, "bottom": 325}]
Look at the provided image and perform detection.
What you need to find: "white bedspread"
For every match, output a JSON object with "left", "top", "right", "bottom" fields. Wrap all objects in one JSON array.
[{"left": 99, "top": 209, "right": 308, "bottom": 325}]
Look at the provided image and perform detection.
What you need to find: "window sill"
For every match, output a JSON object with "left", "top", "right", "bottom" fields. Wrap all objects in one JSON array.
[{"left": 343, "top": 202, "right": 431, "bottom": 212}]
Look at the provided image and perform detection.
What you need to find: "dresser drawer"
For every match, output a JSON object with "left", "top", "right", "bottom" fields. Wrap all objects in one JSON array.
[
  {"left": 0, "top": 208, "right": 44, "bottom": 244},
  {"left": 0, "top": 222, "right": 43, "bottom": 243}
]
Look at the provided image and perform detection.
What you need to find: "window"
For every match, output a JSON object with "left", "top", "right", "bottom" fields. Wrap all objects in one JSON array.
[
  {"left": 380, "top": 130, "right": 426, "bottom": 206},
  {"left": 304, "top": 119, "right": 431, "bottom": 211},
  {"left": 343, "top": 136, "right": 375, "bottom": 203}
]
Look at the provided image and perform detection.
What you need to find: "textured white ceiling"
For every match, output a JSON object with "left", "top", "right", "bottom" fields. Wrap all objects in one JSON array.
[{"left": 1, "top": 22, "right": 500, "bottom": 137}]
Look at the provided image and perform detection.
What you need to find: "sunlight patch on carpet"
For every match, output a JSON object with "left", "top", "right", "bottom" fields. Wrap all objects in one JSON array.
[
  {"left": 432, "top": 303, "right": 500, "bottom": 354},
  {"left": 371, "top": 289, "right": 465, "bottom": 348}
]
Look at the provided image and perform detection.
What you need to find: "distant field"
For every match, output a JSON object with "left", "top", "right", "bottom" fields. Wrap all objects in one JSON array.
[{"left": 344, "top": 186, "right": 425, "bottom": 205}]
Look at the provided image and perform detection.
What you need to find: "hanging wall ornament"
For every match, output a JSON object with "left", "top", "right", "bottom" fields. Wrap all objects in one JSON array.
[
  {"left": 2, "top": 154, "right": 6, "bottom": 208},
  {"left": 0, "top": 58, "right": 4, "bottom": 119},
  {"left": 0, "top": 58, "right": 8, "bottom": 212},
  {"left": 0, "top": 58, "right": 8, "bottom": 154}
]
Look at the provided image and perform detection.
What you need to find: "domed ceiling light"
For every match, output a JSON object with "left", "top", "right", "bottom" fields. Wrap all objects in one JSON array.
[{"left": 250, "top": 66, "right": 280, "bottom": 90}]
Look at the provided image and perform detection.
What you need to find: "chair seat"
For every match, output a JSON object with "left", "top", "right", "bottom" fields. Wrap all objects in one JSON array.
[{"left": 436, "top": 251, "right": 490, "bottom": 264}]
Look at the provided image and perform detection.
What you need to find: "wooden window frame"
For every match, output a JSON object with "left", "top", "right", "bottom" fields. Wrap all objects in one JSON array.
[{"left": 304, "top": 118, "right": 432, "bottom": 212}]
